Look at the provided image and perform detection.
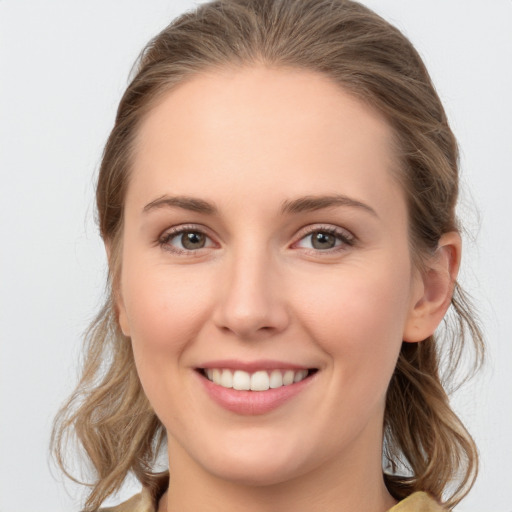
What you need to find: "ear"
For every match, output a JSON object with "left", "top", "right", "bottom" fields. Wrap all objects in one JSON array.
[
  {"left": 104, "top": 240, "right": 131, "bottom": 337},
  {"left": 403, "top": 232, "right": 461, "bottom": 343}
]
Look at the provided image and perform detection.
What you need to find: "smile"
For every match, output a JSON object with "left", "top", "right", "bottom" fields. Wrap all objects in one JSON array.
[
  {"left": 201, "top": 368, "right": 312, "bottom": 391},
  {"left": 196, "top": 361, "right": 319, "bottom": 415}
]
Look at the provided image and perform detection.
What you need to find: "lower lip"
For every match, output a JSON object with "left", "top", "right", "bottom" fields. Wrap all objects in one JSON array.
[{"left": 197, "top": 371, "right": 316, "bottom": 415}]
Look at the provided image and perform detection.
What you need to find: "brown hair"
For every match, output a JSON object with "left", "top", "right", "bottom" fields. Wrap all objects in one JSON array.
[{"left": 51, "top": 1, "right": 484, "bottom": 510}]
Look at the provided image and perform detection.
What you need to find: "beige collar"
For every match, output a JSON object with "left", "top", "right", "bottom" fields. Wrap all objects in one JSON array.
[{"left": 102, "top": 488, "right": 445, "bottom": 512}]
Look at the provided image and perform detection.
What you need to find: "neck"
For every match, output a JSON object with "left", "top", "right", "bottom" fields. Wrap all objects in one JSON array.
[{"left": 158, "top": 430, "right": 397, "bottom": 512}]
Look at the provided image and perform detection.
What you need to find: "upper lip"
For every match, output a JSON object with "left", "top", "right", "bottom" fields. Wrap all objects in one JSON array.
[{"left": 197, "top": 359, "right": 313, "bottom": 372}]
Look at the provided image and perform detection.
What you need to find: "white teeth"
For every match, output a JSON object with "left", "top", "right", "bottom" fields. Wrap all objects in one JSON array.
[
  {"left": 220, "top": 369, "right": 233, "bottom": 388},
  {"left": 233, "top": 370, "right": 251, "bottom": 390},
  {"left": 294, "top": 369, "right": 308, "bottom": 383},
  {"left": 203, "top": 368, "right": 311, "bottom": 391},
  {"left": 251, "top": 371, "right": 270, "bottom": 391},
  {"left": 212, "top": 368, "right": 222, "bottom": 385},
  {"left": 283, "top": 370, "right": 294, "bottom": 385},
  {"left": 269, "top": 370, "right": 283, "bottom": 388}
]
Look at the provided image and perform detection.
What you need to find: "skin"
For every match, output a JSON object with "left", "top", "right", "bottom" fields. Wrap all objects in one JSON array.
[{"left": 115, "top": 66, "right": 460, "bottom": 512}]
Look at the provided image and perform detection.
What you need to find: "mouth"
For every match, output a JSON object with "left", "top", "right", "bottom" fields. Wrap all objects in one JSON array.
[
  {"left": 197, "top": 367, "right": 318, "bottom": 391},
  {"left": 195, "top": 363, "right": 319, "bottom": 415}
]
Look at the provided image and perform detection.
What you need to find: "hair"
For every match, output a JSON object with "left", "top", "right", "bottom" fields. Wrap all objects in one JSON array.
[{"left": 51, "top": 1, "right": 484, "bottom": 510}]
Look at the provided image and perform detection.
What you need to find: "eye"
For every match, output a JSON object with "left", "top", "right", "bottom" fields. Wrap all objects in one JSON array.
[
  {"left": 294, "top": 226, "right": 354, "bottom": 251},
  {"left": 159, "top": 227, "right": 215, "bottom": 253}
]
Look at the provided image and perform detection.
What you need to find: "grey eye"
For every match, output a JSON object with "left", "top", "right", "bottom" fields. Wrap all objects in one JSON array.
[
  {"left": 310, "top": 232, "right": 337, "bottom": 250},
  {"left": 180, "top": 231, "right": 206, "bottom": 250},
  {"left": 161, "top": 229, "right": 214, "bottom": 252},
  {"left": 295, "top": 227, "right": 354, "bottom": 252}
]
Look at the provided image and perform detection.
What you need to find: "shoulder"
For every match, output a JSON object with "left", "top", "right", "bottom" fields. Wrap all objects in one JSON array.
[
  {"left": 387, "top": 492, "right": 448, "bottom": 512},
  {"left": 98, "top": 474, "right": 168, "bottom": 512},
  {"left": 98, "top": 487, "right": 155, "bottom": 512}
]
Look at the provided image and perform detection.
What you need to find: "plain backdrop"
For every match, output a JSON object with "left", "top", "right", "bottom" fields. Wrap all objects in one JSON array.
[{"left": 1, "top": 1, "right": 511, "bottom": 511}]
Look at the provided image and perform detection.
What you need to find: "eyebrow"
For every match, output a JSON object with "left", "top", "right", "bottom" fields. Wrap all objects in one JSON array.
[
  {"left": 143, "top": 195, "right": 218, "bottom": 215},
  {"left": 142, "top": 193, "right": 378, "bottom": 218},
  {"left": 280, "top": 194, "right": 378, "bottom": 217}
]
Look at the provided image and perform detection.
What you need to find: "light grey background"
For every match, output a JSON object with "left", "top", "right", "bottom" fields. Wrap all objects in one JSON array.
[{"left": 1, "top": 1, "right": 511, "bottom": 511}]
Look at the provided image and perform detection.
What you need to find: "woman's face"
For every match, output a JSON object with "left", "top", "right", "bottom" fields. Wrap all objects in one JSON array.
[{"left": 117, "top": 66, "right": 424, "bottom": 486}]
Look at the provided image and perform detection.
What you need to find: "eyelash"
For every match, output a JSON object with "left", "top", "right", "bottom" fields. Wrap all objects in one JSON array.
[
  {"left": 158, "top": 224, "right": 356, "bottom": 255},
  {"left": 293, "top": 225, "right": 355, "bottom": 254},
  {"left": 158, "top": 224, "right": 215, "bottom": 255}
]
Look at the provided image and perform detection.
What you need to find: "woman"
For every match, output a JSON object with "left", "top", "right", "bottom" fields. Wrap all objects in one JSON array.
[{"left": 52, "top": 0, "right": 484, "bottom": 510}]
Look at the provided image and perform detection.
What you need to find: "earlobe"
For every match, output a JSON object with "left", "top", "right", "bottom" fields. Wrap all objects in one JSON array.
[
  {"left": 104, "top": 240, "right": 131, "bottom": 337},
  {"left": 118, "top": 302, "right": 131, "bottom": 337},
  {"left": 104, "top": 240, "right": 112, "bottom": 262},
  {"left": 403, "top": 232, "right": 461, "bottom": 343}
]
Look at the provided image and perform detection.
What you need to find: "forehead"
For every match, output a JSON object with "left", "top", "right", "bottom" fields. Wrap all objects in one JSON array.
[{"left": 129, "top": 65, "right": 403, "bottom": 218}]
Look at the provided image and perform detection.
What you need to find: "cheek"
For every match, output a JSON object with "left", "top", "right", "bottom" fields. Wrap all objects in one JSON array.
[
  {"left": 124, "top": 272, "right": 204, "bottom": 351},
  {"left": 120, "top": 257, "right": 213, "bottom": 367},
  {"left": 119, "top": 262, "right": 218, "bottom": 420},
  {"left": 294, "top": 257, "right": 412, "bottom": 382}
]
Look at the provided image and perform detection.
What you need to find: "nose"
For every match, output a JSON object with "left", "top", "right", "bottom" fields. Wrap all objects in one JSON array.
[{"left": 212, "top": 247, "right": 290, "bottom": 340}]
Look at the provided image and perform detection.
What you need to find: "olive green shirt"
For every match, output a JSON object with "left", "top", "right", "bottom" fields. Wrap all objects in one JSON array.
[{"left": 100, "top": 489, "right": 446, "bottom": 511}]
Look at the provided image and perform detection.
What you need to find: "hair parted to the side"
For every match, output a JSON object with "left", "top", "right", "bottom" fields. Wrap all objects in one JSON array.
[{"left": 51, "top": 1, "right": 484, "bottom": 510}]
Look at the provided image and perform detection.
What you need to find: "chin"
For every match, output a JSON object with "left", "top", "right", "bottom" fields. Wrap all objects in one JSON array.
[
  {"left": 178, "top": 429, "right": 308, "bottom": 487},
  {"left": 202, "top": 455, "right": 304, "bottom": 487}
]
